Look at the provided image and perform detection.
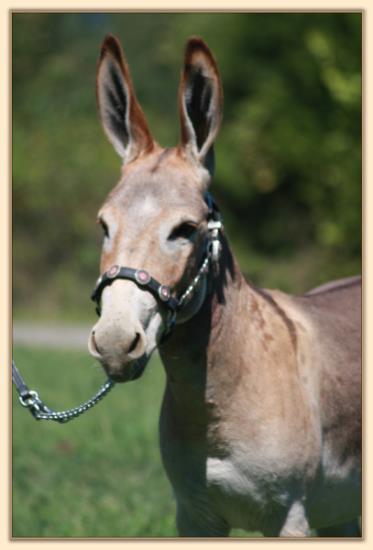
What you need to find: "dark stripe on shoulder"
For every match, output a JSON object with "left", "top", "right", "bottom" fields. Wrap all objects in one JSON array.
[{"left": 252, "top": 285, "right": 298, "bottom": 353}]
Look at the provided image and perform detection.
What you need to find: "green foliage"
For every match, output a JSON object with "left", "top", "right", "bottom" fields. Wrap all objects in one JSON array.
[{"left": 12, "top": 13, "right": 361, "bottom": 318}]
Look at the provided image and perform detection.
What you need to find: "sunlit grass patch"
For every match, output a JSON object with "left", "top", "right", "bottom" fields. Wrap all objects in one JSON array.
[
  {"left": 12, "top": 345, "right": 261, "bottom": 538},
  {"left": 12, "top": 346, "right": 176, "bottom": 537}
]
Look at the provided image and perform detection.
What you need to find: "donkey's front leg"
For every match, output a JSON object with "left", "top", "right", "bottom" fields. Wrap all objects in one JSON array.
[
  {"left": 176, "top": 500, "right": 230, "bottom": 537},
  {"left": 278, "top": 499, "right": 310, "bottom": 537}
]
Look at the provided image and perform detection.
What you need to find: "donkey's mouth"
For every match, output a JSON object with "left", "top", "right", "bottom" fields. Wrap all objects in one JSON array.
[
  {"left": 103, "top": 355, "right": 149, "bottom": 383},
  {"left": 128, "top": 356, "right": 148, "bottom": 381}
]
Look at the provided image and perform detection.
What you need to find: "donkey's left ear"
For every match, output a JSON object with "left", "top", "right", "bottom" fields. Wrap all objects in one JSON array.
[
  {"left": 178, "top": 37, "right": 223, "bottom": 174},
  {"left": 96, "top": 34, "right": 154, "bottom": 164}
]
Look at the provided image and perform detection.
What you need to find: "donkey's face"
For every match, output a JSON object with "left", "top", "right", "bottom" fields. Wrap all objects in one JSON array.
[{"left": 88, "top": 35, "right": 223, "bottom": 382}]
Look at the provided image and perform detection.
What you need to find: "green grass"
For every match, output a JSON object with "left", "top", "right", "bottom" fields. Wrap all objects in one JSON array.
[
  {"left": 12, "top": 346, "right": 253, "bottom": 538},
  {"left": 12, "top": 346, "right": 176, "bottom": 538}
]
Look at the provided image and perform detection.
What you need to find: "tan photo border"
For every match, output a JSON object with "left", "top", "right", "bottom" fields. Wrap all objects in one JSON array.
[{"left": 1, "top": 1, "right": 369, "bottom": 548}]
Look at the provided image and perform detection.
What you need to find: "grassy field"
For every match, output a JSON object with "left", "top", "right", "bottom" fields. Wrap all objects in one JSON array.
[{"left": 12, "top": 346, "right": 253, "bottom": 538}]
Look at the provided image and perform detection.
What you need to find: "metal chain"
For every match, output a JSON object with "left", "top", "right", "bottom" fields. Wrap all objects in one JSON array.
[
  {"left": 12, "top": 360, "right": 115, "bottom": 424},
  {"left": 177, "top": 256, "right": 210, "bottom": 308},
  {"left": 177, "top": 218, "right": 223, "bottom": 308}
]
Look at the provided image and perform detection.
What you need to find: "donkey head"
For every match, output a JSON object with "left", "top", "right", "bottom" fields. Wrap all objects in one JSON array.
[{"left": 88, "top": 35, "right": 223, "bottom": 382}]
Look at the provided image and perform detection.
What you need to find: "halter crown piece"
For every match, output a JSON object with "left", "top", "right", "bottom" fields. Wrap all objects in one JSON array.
[{"left": 90, "top": 193, "right": 223, "bottom": 339}]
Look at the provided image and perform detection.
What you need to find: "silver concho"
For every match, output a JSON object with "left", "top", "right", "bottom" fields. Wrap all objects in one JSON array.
[
  {"left": 107, "top": 265, "right": 120, "bottom": 278},
  {"left": 159, "top": 285, "right": 171, "bottom": 301},
  {"left": 135, "top": 269, "right": 151, "bottom": 285}
]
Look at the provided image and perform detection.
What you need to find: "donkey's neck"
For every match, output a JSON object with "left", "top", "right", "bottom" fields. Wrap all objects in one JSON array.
[
  {"left": 158, "top": 235, "right": 299, "bottom": 441},
  {"left": 159, "top": 235, "right": 246, "bottom": 401}
]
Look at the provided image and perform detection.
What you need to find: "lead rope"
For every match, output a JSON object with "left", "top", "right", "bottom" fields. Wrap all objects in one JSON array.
[{"left": 12, "top": 360, "right": 115, "bottom": 423}]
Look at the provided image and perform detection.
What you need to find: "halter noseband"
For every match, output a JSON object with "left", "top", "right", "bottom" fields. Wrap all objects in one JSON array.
[
  {"left": 91, "top": 266, "right": 179, "bottom": 315},
  {"left": 90, "top": 193, "right": 223, "bottom": 339}
]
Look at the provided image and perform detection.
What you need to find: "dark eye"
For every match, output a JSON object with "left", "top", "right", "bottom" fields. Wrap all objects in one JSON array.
[
  {"left": 99, "top": 219, "right": 109, "bottom": 238},
  {"left": 168, "top": 221, "right": 197, "bottom": 241}
]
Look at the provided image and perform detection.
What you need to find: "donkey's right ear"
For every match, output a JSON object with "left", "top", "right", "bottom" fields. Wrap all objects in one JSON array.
[
  {"left": 178, "top": 37, "right": 223, "bottom": 174},
  {"left": 96, "top": 34, "right": 154, "bottom": 164}
]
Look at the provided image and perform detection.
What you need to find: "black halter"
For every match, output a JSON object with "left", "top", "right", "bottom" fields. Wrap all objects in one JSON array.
[{"left": 90, "top": 193, "right": 222, "bottom": 335}]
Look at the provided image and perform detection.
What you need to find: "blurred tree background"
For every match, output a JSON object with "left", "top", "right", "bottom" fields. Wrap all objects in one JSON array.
[{"left": 12, "top": 12, "right": 361, "bottom": 321}]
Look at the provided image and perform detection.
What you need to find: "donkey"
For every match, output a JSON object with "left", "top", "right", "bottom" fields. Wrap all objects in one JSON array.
[{"left": 88, "top": 34, "right": 361, "bottom": 537}]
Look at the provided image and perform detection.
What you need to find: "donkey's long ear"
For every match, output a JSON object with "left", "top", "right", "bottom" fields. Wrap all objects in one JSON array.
[
  {"left": 96, "top": 34, "right": 154, "bottom": 163},
  {"left": 178, "top": 37, "right": 223, "bottom": 173}
]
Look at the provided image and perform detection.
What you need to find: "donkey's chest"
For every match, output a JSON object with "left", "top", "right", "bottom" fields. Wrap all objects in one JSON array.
[{"left": 161, "top": 425, "right": 295, "bottom": 533}]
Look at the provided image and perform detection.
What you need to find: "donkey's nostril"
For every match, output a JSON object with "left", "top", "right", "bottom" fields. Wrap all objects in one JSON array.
[
  {"left": 127, "top": 332, "right": 141, "bottom": 354},
  {"left": 89, "top": 330, "right": 102, "bottom": 358},
  {"left": 89, "top": 325, "right": 146, "bottom": 363}
]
